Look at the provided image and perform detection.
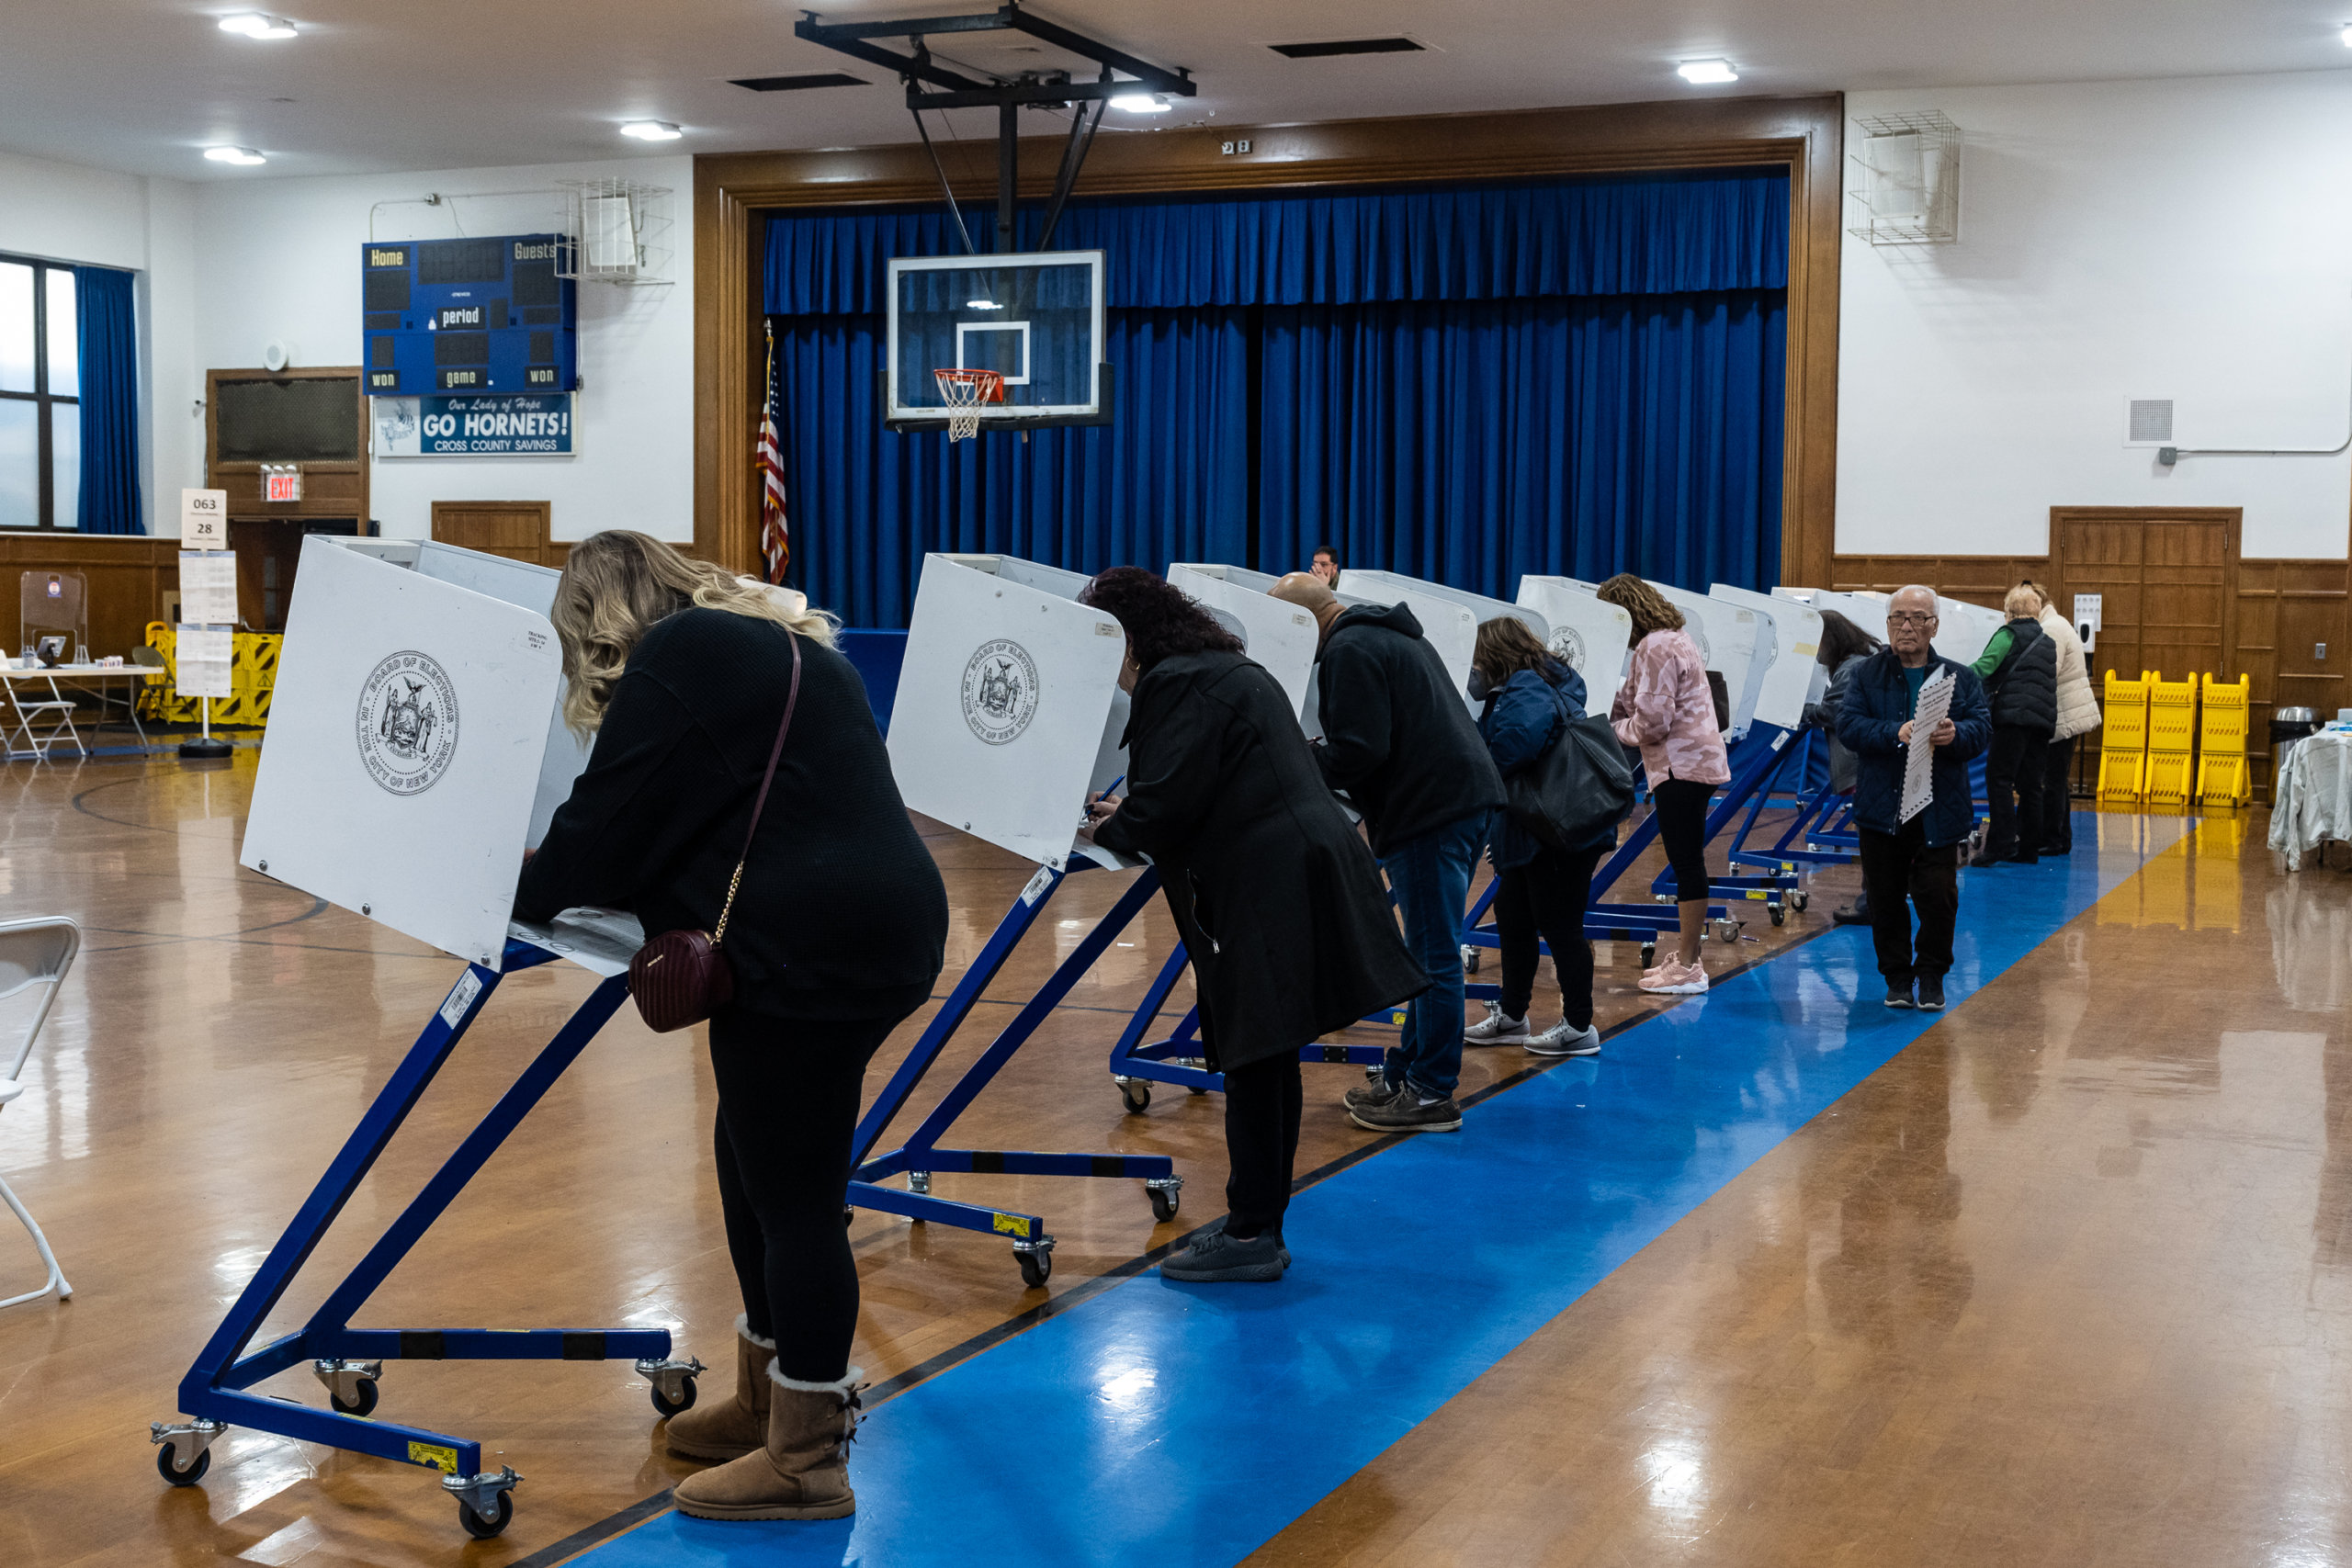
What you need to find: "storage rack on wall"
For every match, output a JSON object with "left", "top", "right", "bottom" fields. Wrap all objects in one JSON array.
[
  {"left": 1847, "top": 110, "right": 1962, "bottom": 246},
  {"left": 555, "top": 179, "right": 674, "bottom": 287}
]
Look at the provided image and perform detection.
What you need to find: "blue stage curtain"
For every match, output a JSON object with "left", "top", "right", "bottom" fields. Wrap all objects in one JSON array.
[
  {"left": 775, "top": 305, "right": 1249, "bottom": 629},
  {"left": 1259, "top": 291, "right": 1785, "bottom": 597},
  {"left": 74, "top": 265, "right": 142, "bottom": 535}
]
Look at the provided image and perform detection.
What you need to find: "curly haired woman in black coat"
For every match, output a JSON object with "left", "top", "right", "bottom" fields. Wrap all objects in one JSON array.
[{"left": 1078, "top": 568, "right": 1424, "bottom": 1283}]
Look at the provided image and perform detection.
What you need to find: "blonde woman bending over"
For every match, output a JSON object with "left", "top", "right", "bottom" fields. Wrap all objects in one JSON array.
[{"left": 514, "top": 531, "right": 946, "bottom": 1523}]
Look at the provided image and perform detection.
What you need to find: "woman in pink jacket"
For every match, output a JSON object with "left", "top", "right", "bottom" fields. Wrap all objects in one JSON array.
[{"left": 1595, "top": 574, "right": 1731, "bottom": 995}]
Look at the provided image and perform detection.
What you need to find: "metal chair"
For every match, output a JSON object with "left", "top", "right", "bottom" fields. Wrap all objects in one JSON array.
[
  {"left": 0, "top": 917, "right": 78, "bottom": 1310},
  {"left": 4, "top": 671, "right": 86, "bottom": 761}
]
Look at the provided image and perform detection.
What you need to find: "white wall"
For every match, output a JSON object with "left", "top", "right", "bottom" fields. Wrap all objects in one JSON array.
[
  {"left": 190, "top": 155, "right": 693, "bottom": 541},
  {"left": 0, "top": 149, "right": 199, "bottom": 529},
  {"left": 1838, "top": 72, "right": 2352, "bottom": 562}
]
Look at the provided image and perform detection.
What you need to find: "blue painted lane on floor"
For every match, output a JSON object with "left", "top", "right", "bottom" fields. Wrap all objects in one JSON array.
[{"left": 581, "top": 823, "right": 2165, "bottom": 1567}]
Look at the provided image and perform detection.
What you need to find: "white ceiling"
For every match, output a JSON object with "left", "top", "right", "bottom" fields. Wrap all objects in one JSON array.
[{"left": 6, "top": 0, "right": 2350, "bottom": 182}]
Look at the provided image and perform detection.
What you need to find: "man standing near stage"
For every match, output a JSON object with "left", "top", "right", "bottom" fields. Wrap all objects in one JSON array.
[
  {"left": 1272, "top": 573, "right": 1502, "bottom": 1133},
  {"left": 1835, "top": 584, "right": 1992, "bottom": 1011}
]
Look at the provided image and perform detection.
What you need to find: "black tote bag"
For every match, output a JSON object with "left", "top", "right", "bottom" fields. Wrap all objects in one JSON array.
[{"left": 1506, "top": 708, "right": 1637, "bottom": 851}]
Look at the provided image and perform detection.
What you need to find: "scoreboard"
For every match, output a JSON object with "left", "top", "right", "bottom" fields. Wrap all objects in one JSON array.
[{"left": 360, "top": 234, "right": 578, "bottom": 397}]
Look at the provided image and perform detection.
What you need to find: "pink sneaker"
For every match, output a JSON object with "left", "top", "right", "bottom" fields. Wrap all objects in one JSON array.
[{"left": 1640, "top": 960, "right": 1709, "bottom": 996}]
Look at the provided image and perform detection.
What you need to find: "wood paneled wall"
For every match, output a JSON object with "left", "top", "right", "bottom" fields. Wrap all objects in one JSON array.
[
  {"left": 1829, "top": 554, "right": 2050, "bottom": 612},
  {"left": 0, "top": 536, "right": 180, "bottom": 660}
]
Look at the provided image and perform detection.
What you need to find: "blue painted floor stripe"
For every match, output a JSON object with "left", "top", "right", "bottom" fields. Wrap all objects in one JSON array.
[{"left": 579, "top": 819, "right": 2165, "bottom": 1568}]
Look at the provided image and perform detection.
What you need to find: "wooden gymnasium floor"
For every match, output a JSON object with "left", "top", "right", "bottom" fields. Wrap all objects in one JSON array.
[{"left": 0, "top": 750, "right": 2338, "bottom": 1566}]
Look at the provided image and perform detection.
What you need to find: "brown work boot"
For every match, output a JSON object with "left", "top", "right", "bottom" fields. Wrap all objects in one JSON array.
[
  {"left": 673, "top": 1363, "right": 865, "bottom": 1521},
  {"left": 663, "top": 1316, "right": 775, "bottom": 1462}
]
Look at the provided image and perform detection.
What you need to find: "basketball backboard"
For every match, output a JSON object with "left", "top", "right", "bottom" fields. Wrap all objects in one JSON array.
[{"left": 886, "top": 251, "right": 1107, "bottom": 431}]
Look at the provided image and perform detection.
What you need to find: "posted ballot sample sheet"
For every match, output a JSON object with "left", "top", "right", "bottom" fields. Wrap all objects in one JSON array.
[
  {"left": 1898, "top": 669, "right": 1954, "bottom": 824},
  {"left": 178, "top": 552, "right": 238, "bottom": 627},
  {"left": 175, "top": 625, "right": 233, "bottom": 699}
]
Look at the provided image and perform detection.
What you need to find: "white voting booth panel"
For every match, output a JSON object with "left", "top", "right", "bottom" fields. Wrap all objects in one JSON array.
[
  {"left": 1168, "top": 563, "right": 1320, "bottom": 720},
  {"left": 888, "top": 554, "right": 1125, "bottom": 871},
  {"left": 1798, "top": 589, "right": 1889, "bottom": 643},
  {"left": 242, "top": 539, "right": 568, "bottom": 970},
  {"left": 1645, "top": 582, "right": 1762, "bottom": 737},
  {"left": 1711, "top": 584, "right": 1822, "bottom": 731},
  {"left": 1936, "top": 596, "right": 2004, "bottom": 665},
  {"left": 1515, "top": 578, "right": 1634, "bottom": 689},
  {"left": 1329, "top": 571, "right": 1479, "bottom": 704}
]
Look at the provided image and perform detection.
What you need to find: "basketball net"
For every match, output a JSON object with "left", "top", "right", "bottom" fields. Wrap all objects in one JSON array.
[{"left": 933, "top": 367, "right": 1004, "bottom": 442}]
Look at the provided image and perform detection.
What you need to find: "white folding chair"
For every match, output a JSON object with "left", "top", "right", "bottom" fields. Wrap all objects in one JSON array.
[
  {"left": 4, "top": 672, "right": 86, "bottom": 761},
  {"left": 0, "top": 916, "right": 78, "bottom": 1309}
]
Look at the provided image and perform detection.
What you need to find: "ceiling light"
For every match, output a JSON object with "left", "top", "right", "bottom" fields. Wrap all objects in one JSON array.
[
  {"left": 218, "top": 13, "right": 297, "bottom": 38},
  {"left": 966, "top": 299, "right": 1002, "bottom": 310},
  {"left": 1677, "top": 59, "right": 1738, "bottom": 85},
  {"left": 203, "top": 145, "right": 267, "bottom": 164},
  {"left": 1109, "top": 94, "right": 1171, "bottom": 113},
  {"left": 619, "top": 119, "right": 682, "bottom": 141},
  {"left": 2342, "top": 22, "right": 2352, "bottom": 44}
]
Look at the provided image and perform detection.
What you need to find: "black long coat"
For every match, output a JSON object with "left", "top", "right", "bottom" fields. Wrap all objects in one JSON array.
[{"left": 1093, "top": 650, "right": 1427, "bottom": 1071}]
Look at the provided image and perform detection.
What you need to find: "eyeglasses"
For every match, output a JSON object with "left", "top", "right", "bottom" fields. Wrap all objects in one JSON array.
[{"left": 1886, "top": 613, "right": 1937, "bottom": 627}]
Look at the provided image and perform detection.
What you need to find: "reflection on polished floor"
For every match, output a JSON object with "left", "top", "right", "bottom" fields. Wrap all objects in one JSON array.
[{"left": 0, "top": 752, "right": 2339, "bottom": 1568}]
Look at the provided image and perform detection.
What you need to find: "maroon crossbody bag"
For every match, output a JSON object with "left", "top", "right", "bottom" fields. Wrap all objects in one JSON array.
[{"left": 628, "top": 631, "right": 803, "bottom": 1032}]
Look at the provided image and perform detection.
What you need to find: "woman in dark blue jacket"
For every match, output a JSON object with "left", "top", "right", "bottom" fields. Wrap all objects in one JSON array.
[{"left": 1463, "top": 618, "right": 1615, "bottom": 1057}]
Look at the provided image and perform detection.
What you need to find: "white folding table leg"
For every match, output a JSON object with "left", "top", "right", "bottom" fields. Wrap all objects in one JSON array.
[{"left": 0, "top": 1173, "right": 70, "bottom": 1309}]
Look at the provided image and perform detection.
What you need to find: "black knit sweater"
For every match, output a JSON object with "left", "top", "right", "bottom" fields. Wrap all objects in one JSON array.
[{"left": 514, "top": 607, "right": 947, "bottom": 1021}]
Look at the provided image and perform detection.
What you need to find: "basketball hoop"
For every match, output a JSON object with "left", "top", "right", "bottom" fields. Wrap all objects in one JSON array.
[{"left": 933, "top": 367, "right": 1004, "bottom": 442}]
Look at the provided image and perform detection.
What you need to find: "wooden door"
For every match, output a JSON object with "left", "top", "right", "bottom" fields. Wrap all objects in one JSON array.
[
  {"left": 430, "top": 501, "right": 554, "bottom": 565},
  {"left": 2048, "top": 507, "right": 2239, "bottom": 690}
]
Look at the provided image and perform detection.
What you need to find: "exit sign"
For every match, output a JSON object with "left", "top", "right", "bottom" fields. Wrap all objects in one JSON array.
[{"left": 261, "top": 465, "right": 302, "bottom": 502}]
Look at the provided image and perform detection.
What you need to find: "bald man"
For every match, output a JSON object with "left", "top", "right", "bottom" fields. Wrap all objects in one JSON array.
[
  {"left": 1833, "top": 585, "right": 1992, "bottom": 1010},
  {"left": 1272, "top": 571, "right": 1503, "bottom": 1134}
]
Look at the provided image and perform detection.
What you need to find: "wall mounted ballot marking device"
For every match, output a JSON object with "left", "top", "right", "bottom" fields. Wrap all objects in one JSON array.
[
  {"left": 860, "top": 555, "right": 1182, "bottom": 1281},
  {"left": 157, "top": 541, "right": 687, "bottom": 1540},
  {"left": 361, "top": 234, "right": 578, "bottom": 397}
]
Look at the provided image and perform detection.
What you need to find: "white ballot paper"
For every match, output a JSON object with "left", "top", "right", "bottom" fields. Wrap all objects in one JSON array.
[
  {"left": 1898, "top": 669, "right": 1954, "bottom": 825},
  {"left": 179, "top": 552, "right": 238, "bottom": 627},
  {"left": 175, "top": 625, "right": 233, "bottom": 700}
]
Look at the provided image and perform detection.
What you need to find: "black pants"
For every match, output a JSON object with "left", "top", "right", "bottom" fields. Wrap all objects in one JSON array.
[
  {"left": 1652, "top": 776, "right": 1714, "bottom": 900},
  {"left": 710, "top": 1009, "right": 902, "bottom": 1383},
  {"left": 1984, "top": 725, "right": 2049, "bottom": 861},
  {"left": 1222, "top": 1051, "right": 1303, "bottom": 1239},
  {"left": 2039, "top": 735, "right": 2076, "bottom": 854},
  {"left": 1858, "top": 819, "right": 1960, "bottom": 985},
  {"left": 1492, "top": 840, "right": 1608, "bottom": 1029}
]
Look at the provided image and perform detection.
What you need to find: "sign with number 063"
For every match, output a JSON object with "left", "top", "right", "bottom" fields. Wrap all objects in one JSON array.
[{"left": 179, "top": 488, "right": 227, "bottom": 547}]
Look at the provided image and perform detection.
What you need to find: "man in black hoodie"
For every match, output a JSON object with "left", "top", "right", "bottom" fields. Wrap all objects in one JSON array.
[{"left": 1272, "top": 573, "right": 1505, "bottom": 1134}]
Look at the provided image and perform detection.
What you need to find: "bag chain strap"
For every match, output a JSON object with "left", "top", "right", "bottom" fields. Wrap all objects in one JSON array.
[{"left": 710, "top": 629, "right": 805, "bottom": 951}]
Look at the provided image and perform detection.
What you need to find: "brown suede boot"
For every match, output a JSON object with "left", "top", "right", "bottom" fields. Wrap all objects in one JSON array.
[
  {"left": 673, "top": 1362, "right": 864, "bottom": 1521},
  {"left": 662, "top": 1316, "right": 775, "bottom": 1462}
]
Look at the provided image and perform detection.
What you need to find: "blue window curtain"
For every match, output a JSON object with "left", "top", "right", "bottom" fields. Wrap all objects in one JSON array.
[
  {"left": 74, "top": 265, "right": 141, "bottom": 535},
  {"left": 763, "top": 169, "right": 1787, "bottom": 626}
]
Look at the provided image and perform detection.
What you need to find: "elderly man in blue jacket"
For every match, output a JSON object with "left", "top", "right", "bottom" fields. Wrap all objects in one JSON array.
[{"left": 1834, "top": 585, "right": 1993, "bottom": 1011}]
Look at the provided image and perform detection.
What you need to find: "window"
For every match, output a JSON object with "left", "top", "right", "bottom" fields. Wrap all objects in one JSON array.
[{"left": 0, "top": 256, "right": 80, "bottom": 530}]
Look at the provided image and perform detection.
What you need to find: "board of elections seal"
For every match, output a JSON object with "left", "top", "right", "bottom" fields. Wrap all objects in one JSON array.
[
  {"left": 1685, "top": 622, "right": 1713, "bottom": 666},
  {"left": 1546, "top": 625, "right": 1588, "bottom": 671},
  {"left": 356, "top": 650, "right": 459, "bottom": 795},
  {"left": 961, "top": 638, "right": 1039, "bottom": 746}
]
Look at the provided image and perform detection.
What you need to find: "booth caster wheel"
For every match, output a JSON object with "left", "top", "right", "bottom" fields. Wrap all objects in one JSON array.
[
  {"left": 842, "top": 1205, "right": 855, "bottom": 1228},
  {"left": 1769, "top": 904, "right": 1786, "bottom": 928},
  {"left": 1790, "top": 889, "right": 1811, "bottom": 913},
  {"left": 458, "top": 1493, "right": 514, "bottom": 1540},
  {"left": 908, "top": 1170, "right": 932, "bottom": 1195},
  {"left": 637, "top": 1354, "right": 705, "bottom": 1419},
  {"left": 1640, "top": 942, "right": 1657, "bottom": 969},
  {"left": 330, "top": 1380, "right": 379, "bottom": 1418},
  {"left": 1015, "top": 1239, "right": 1054, "bottom": 1289},
  {"left": 1460, "top": 943, "right": 1481, "bottom": 975},
  {"left": 314, "top": 1359, "right": 383, "bottom": 1419},
  {"left": 649, "top": 1375, "right": 697, "bottom": 1419},
  {"left": 1118, "top": 1077, "right": 1151, "bottom": 1114},
  {"left": 1364, "top": 1064, "right": 1385, "bottom": 1088},
  {"left": 155, "top": 1442, "right": 210, "bottom": 1487},
  {"left": 1146, "top": 1176, "right": 1183, "bottom": 1223},
  {"left": 1713, "top": 919, "right": 1740, "bottom": 944}
]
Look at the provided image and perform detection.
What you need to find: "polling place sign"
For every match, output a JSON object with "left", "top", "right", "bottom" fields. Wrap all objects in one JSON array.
[{"left": 375, "top": 394, "right": 574, "bottom": 457}]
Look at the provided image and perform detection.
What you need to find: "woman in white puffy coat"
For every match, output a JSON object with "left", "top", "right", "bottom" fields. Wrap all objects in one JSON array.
[{"left": 2031, "top": 582, "right": 2099, "bottom": 856}]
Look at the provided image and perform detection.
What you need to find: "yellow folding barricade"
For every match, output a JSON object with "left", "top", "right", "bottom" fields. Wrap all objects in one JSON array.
[
  {"left": 2195, "top": 673, "right": 2251, "bottom": 807},
  {"left": 2142, "top": 672, "right": 2199, "bottom": 807},
  {"left": 2096, "top": 670, "right": 2153, "bottom": 801}
]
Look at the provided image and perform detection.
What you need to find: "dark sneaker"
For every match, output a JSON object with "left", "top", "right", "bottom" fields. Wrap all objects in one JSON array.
[
  {"left": 1884, "top": 983, "right": 1915, "bottom": 1009},
  {"left": 1916, "top": 975, "right": 1946, "bottom": 1010},
  {"left": 1343, "top": 1075, "right": 1396, "bottom": 1112},
  {"left": 1349, "top": 1085, "right": 1464, "bottom": 1133},
  {"left": 1160, "top": 1225, "right": 1284, "bottom": 1282},
  {"left": 1200, "top": 1215, "right": 1289, "bottom": 1268},
  {"left": 2004, "top": 854, "right": 2040, "bottom": 866},
  {"left": 1832, "top": 901, "right": 1870, "bottom": 926},
  {"left": 1971, "top": 854, "right": 2011, "bottom": 870}
]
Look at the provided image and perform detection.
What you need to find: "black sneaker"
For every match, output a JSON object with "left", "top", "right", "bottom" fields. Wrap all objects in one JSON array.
[
  {"left": 1916, "top": 975, "right": 1946, "bottom": 1010},
  {"left": 1343, "top": 1075, "right": 1396, "bottom": 1112},
  {"left": 1832, "top": 902, "right": 1870, "bottom": 927},
  {"left": 1884, "top": 983, "right": 1915, "bottom": 1009},
  {"left": 1200, "top": 1215, "right": 1290, "bottom": 1268},
  {"left": 1349, "top": 1085, "right": 1463, "bottom": 1133},
  {"left": 1160, "top": 1225, "right": 1284, "bottom": 1282}
]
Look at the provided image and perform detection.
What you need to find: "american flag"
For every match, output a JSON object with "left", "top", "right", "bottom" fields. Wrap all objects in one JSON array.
[{"left": 756, "top": 320, "right": 790, "bottom": 585}]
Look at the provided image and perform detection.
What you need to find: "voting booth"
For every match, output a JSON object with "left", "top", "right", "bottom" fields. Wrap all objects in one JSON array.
[
  {"left": 1167, "top": 562, "right": 1320, "bottom": 718},
  {"left": 859, "top": 554, "right": 1181, "bottom": 1282},
  {"left": 1516, "top": 577, "right": 1634, "bottom": 691},
  {"left": 159, "top": 538, "right": 689, "bottom": 1540},
  {"left": 1701, "top": 585, "right": 1841, "bottom": 903},
  {"left": 1326, "top": 570, "right": 1481, "bottom": 705}
]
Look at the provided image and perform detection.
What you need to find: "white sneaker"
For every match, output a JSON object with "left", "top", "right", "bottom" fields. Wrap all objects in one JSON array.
[
  {"left": 1640, "top": 960, "right": 1709, "bottom": 996},
  {"left": 1526, "top": 1020, "right": 1601, "bottom": 1057},
  {"left": 1464, "top": 1005, "right": 1530, "bottom": 1044}
]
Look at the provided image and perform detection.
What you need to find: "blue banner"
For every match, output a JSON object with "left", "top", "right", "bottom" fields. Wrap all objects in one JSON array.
[{"left": 374, "top": 394, "right": 574, "bottom": 457}]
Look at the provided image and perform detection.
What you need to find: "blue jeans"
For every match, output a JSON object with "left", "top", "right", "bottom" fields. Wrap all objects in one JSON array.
[{"left": 1378, "top": 812, "right": 1486, "bottom": 1100}]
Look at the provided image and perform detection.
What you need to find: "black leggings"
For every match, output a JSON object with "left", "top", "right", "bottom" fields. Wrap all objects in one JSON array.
[
  {"left": 1652, "top": 776, "right": 1714, "bottom": 901},
  {"left": 1492, "top": 841, "right": 1607, "bottom": 1029},
  {"left": 1221, "top": 1051, "right": 1303, "bottom": 1240},
  {"left": 709, "top": 1009, "right": 903, "bottom": 1383}
]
